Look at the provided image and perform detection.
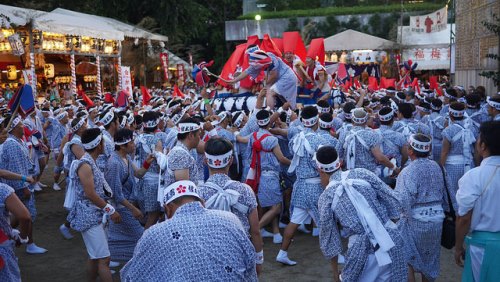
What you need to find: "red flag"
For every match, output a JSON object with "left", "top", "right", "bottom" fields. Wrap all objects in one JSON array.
[
  {"left": 273, "top": 38, "right": 283, "bottom": 54},
  {"left": 411, "top": 78, "right": 421, "bottom": 95},
  {"left": 217, "top": 44, "right": 247, "bottom": 88},
  {"left": 115, "top": 90, "right": 129, "bottom": 108},
  {"left": 368, "top": 77, "right": 379, "bottom": 91},
  {"left": 260, "top": 34, "right": 282, "bottom": 57},
  {"left": 140, "top": 86, "right": 151, "bottom": 105},
  {"left": 283, "top": 31, "right": 307, "bottom": 63},
  {"left": 429, "top": 76, "right": 439, "bottom": 90},
  {"left": 173, "top": 84, "right": 185, "bottom": 98},
  {"left": 353, "top": 78, "right": 362, "bottom": 90},
  {"left": 307, "top": 38, "right": 325, "bottom": 66},
  {"left": 380, "top": 77, "right": 396, "bottom": 89},
  {"left": 82, "top": 92, "right": 94, "bottom": 108}
]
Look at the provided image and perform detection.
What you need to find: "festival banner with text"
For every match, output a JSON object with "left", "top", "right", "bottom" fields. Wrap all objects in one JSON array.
[
  {"left": 403, "top": 47, "right": 450, "bottom": 70},
  {"left": 160, "top": 52, "right": 169, "bottom": 81},
  {"left": 177, "top": 64, "right": 185, "bottom": 84},
  {"left": 409, "top": 6, "right": 447, "bottom": 33},
  {"left": 120, "top": 66, "right": 133, "bottom": 94}
]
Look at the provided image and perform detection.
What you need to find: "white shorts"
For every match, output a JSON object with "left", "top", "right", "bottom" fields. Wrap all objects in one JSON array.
[
  {"left": 290, "top": 207, "right": 314, "bottom": 225},
  {"left": 81, "top": 224, "right": 110, "bottom": 259}
]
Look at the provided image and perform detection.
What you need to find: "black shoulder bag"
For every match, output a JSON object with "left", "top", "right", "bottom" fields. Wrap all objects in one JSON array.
[{"left": 439, "top": 164, "right": 456, "bottom": 249}]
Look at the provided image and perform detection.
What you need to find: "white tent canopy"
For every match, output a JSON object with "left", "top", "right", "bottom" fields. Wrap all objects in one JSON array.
[
  {"left": 324, "top": 29, "right": 397, "bottom": 51},
  {"left": 35, "top": 11, "right": 124, "bottom": 40},
  {"left": 0, "top": 4, "right": 45, "bottom": 27},
  {"left": 51, "top": 8, "right": 168, "bottom": 42}
]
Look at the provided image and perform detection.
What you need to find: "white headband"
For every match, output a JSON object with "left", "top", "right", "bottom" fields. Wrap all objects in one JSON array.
[
  {"left": 319, "top": 119, "right": 333, "bottom": 129},
  {"left": 71, "top": 118, "right": 86, "bottom": 133},
  {"left": 487, "top": 97, "right": 500, "bottom": 110},
  {"left": 257, "top": 116, "right": 271, "bottom": 126},
  {"left": 56, "top": 112, "right": 68, "bottom": 120},
  {"left": 233, "top": 112, "right": 245, "bottom": 128},
  {"left": 316, "top": 105, "right": 330, "bottom": 113},
  {"left": 444, "top": 89, "right": 456, "bottom": 100},
  {"left": 88, "top": 107, "right": 98, "bottom": 113},
  {"left": 119, "top": 117, "right": 127, "bottom": 129},
  {"left": 302, "top": 115, "right": 318, "bottom": 127},
  {"left": 343, "top": 112, "right": 352, "bottom": 120},
  {"left": 213, "top": 112, "right": 228, "bottom": 126},
  {"left": 378, "top": 109, "right": 394, "bottom": 122},
  {"left": 172, "top": 107, "right": 189, "bottom": 125},
  {"left": 162, "top": 180, "right": 200, "bottom": 205},
  {"left": 115, "top": 136, "right": 134, "bottom": 146},
  {"left": 127, "top": 114, "right": 135, "bottom": 125},
  {"left": 100, "top": 111, "right": 115, "bottom": 126},
  {"left": 352, "top": 109, "right": 368, "bottom": 124},
  {"left": 313, "top": 151, "right": 340, "bottom": 173},
  {"left": 177, "top": 122, "right": 200, "bottom": 134},
  {"left": 205, "top": 150, "right": 233, "bottom": 168},
  {"left": 449, "top": 107, "right": 465, "bottom": 118},
  {"left": 8, "top": 116, "right": 22, "bottom": 133},
  {"left": 416, "top": 105, "right": 430, "bottom": 113},
  {"left": 143, "top": 118, "right": 159, "bottom": 128},
  {"left": 82, "top": 133, "right": 103, "bottom": 150},
  {"left": 409, "top": 134, "right": 431, "bottom": 153},
  {"left": 430, "top": 103, "right": 442, "bottom": 111}
]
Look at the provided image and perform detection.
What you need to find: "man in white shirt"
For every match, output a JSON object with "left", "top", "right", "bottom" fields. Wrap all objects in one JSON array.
[{"left": 455, "top": 121, "right": 500, "bottom": 281}]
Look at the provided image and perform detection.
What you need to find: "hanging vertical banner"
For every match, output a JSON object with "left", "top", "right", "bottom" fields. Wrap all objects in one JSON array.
[
  {"left": 160, "top": 52, "right": 169, "bottom": 81},
  {"left": 409, "top": 6, "right": 448, "bottom": 33},
  {"left": 117, "top": 56, "right": 122, "bottom": 91},
  {"left": 177, "top": 64, "right": 185, "bottom": 84},
  {"left": 189, "top": 53, "right": 193, "bottom": 68},
  {"left": 120, "top": 66, "right": 133, "bottom": 94}
]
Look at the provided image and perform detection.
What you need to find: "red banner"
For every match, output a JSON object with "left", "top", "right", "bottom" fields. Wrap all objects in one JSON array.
[
  {"left": 177, "top": 64, "right": 185, "bottom": 83},
  {"left": 160, "top": 52, "right": 169, "bottom": 81}
]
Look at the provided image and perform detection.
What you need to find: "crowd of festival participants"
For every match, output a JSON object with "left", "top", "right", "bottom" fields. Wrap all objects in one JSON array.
[{"left": 0, "top": 42, "right": 499, "bottom": 282}]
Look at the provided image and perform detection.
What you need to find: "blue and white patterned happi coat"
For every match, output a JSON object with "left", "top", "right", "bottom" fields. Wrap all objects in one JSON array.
[
  {"left": 96, "top": 130, "right": 115, "bottom": 173},
  {"left": 318, "top": 168, "right": 406, "bottom": 282},
  {"left": 164, "top": 142, "right": 198, "bottom": 187},
  {"left": 395, "top": 158, "right": 454, "bottom": 279},
  {"left": 67, "top": 154, "right": 110, "bottom": 232},
  {"left": 198, "top": 173, "right": 257, "bottom": 235},
  {"left": 105, "top": 152, "right": 144, "bottom": 261},
  {"left": 288, "top": 127, "right": 327, "bottom": 224},
  {"left": 339, "top": 126, "right": 381, "bottom": 171},
  {"left": 0, "top": 184, "right": 21, "bottom": 282},
  {"left": 120, "top": 201, "right": 257, "bottom": 282}
]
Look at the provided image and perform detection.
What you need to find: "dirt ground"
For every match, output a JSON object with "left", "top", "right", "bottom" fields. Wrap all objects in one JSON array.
[{"left": 15, "top": 160, "right": 463, "bottom": 281}]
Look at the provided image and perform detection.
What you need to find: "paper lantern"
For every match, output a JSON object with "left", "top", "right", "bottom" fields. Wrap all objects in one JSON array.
[
  {"left": 44, "top": 64, "right": 55, "bottom": 78},
  {"left": 6, "top": 65, "right": 17, "bottom": 80}
]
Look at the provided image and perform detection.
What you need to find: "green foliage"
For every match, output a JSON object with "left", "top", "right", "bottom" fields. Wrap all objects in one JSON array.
[
  {"left": 286, "top": 17, "right": 300, "bottom": 31},
  {"left": 479, "top": 14, "right": 500, "bottom": 87},
  {"left": 238, "top": 2, "right": 444, "bottom": 20}
]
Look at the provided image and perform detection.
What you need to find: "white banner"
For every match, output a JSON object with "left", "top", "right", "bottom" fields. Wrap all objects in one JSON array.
[
  {"left": 409, "top": 6, "right": 447, "bottom": 33},
  {"left": 120, "top": 66, "right": 133, "bottom": 94},
  {"left": 22, "top": 70, "right": 36, "bottom": 93},
  {"left": 403, "top": 47, "right": 451, "bottom": 70}
]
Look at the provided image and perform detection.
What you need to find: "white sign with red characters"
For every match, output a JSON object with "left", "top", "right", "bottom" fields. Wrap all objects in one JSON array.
[
  {"left": 120, "top": 66, "right": 133, "bottom": 93},
  {"left": 403, "top": 47, "right": 451, "bottom": 70},
  {"left": 410, "top": 6, "right": 447, "bottom": 33}
]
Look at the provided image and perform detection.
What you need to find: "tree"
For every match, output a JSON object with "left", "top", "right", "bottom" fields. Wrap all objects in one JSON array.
[
  {"left": 317, "top": 15, "right": 341, "bottom": 37},
  {"left": 286, "top": 17, "right": 300, "bottom": 32},
  {"left": 479, "top": 14, "right": 500, "bottom": 89}
]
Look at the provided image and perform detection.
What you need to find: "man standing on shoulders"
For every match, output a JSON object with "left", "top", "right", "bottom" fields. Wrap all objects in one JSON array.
[{"left": 455, "top": 121, "right": 500, "bottom": 281}]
